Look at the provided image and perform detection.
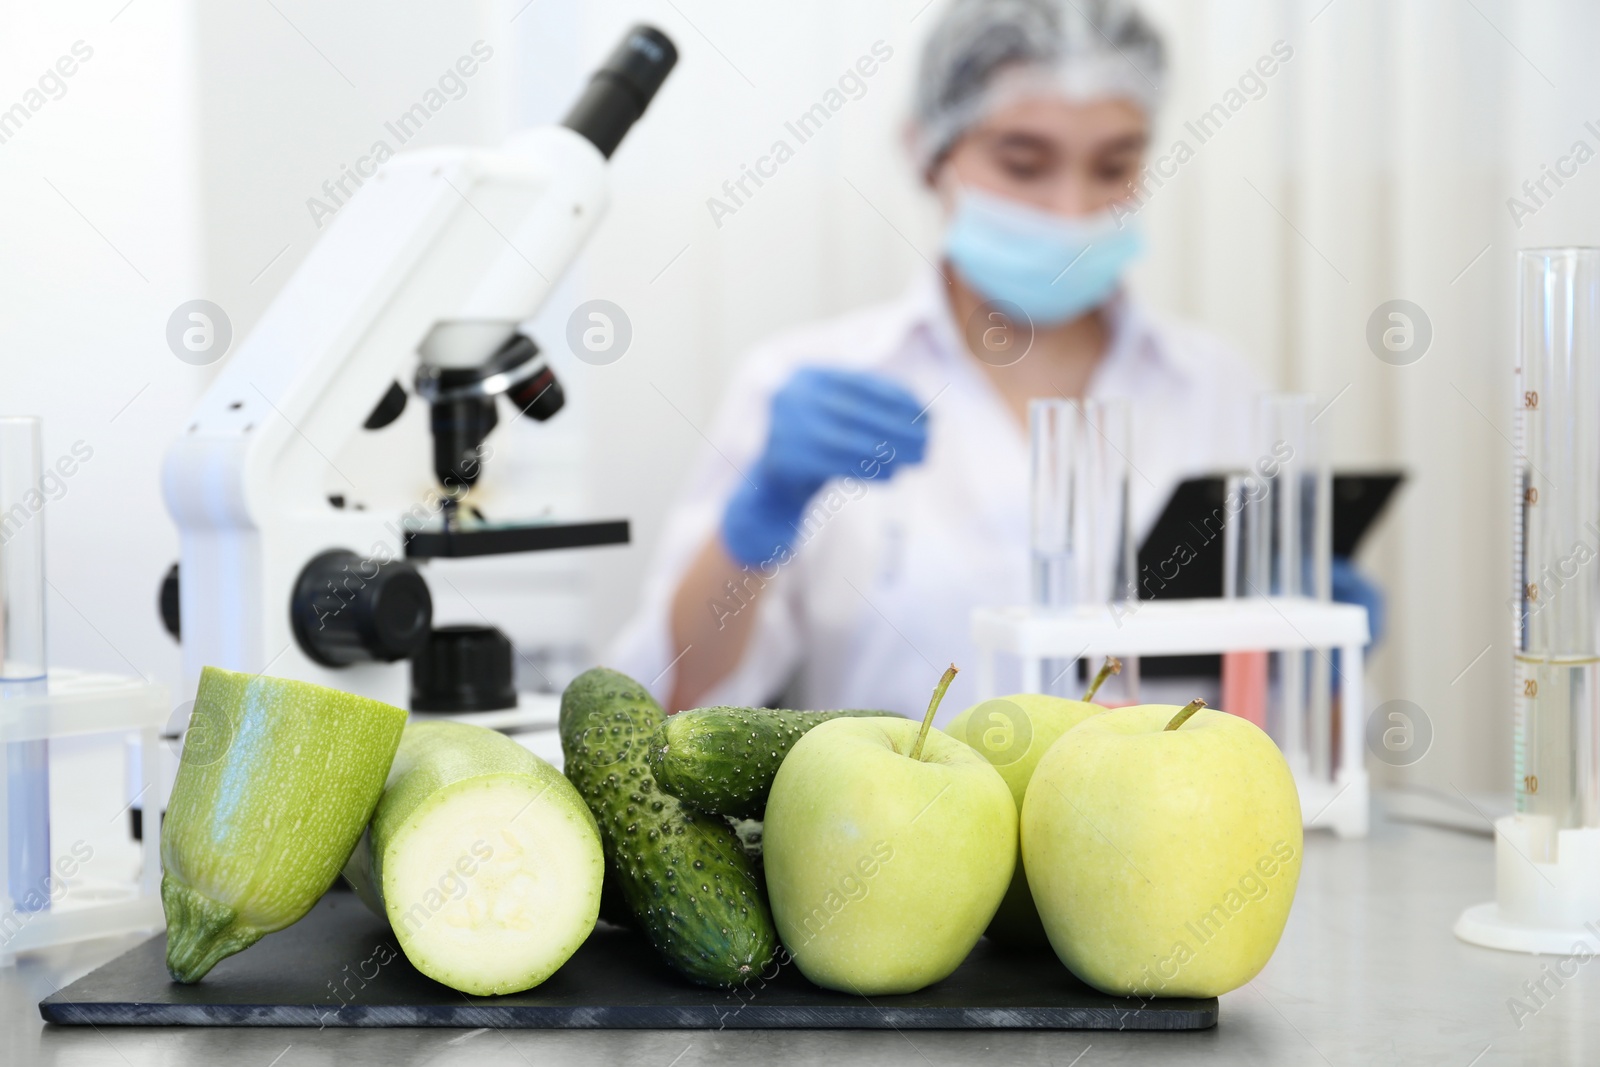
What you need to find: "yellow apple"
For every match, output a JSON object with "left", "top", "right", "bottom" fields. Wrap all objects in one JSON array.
[
  {"left": 1021, "top": 702, "right": 1302, "bottom": 997},
  {"left": 944, "top": 692, "right": 1105, "bottom": 947}
]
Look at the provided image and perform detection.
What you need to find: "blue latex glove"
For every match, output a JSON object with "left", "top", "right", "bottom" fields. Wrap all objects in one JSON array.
[
  {"left": 721, "top": 367, "right": 928, "bottom": 567},
  {"left": 1331, "top": 556, "right": 1385, "bottom": 648}
]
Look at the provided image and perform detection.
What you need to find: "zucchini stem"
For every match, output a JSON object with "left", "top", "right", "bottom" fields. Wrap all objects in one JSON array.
[
  {"left": 1082, "top": 656, "right": 1122, "bottom": 702},
  {"left": 161, "top": 876, "right": 266, "bottom": 983},
  {"left": 909, "top": 664, "right": 958, "bottom": 762},
  {"left": 1164, "top": 699, "right": 1206, "bottom": 732}
]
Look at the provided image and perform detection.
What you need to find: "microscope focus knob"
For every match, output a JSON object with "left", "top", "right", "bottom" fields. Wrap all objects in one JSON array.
[
  {"left": 411, "top": 625, "right": 517, "bottom": 712},
  {"left": 291, "top": 549, "right": 433, "bottom": 667}
]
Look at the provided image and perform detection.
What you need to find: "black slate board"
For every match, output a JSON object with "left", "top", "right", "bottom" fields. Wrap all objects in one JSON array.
[{"left": 40, "top": 893, "right": 1216, "bottom": 1030}]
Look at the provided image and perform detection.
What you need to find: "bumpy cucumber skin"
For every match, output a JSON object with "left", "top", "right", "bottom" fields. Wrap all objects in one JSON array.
[
  {"left": 161, "top": 667, "right": 406, "bottom": 983},
  {"left": 648, "top": 707, "right": 895, "bottom": 819},
  {"left": 342, "top": 721, "right": 604, "bottom": 996},
  {"left": 560, "top": 668, "right": 777, "bottom": 988}
]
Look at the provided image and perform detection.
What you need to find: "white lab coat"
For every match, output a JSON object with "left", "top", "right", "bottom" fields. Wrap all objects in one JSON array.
[{"left": 608, "top": 270, "right": 1266, "bottom": 722}]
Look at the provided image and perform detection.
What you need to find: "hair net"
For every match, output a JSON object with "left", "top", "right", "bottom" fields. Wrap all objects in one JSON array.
[{"left": 912, "top": 0, "right": 1166, "bottom": 171}]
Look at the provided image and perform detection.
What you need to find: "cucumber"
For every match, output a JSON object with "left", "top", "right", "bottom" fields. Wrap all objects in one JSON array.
[
  {"left": 559, "top": 667, "right": 777, "bottom": 988},
  {"left": 342, "top": 722, "right": 603, "bottom": 996},
  {"left": 161, "top": 667, "right": 407, "bottom": 983},
  {"left": 648, "top": 707, "right": 897, "bottom": 819}
]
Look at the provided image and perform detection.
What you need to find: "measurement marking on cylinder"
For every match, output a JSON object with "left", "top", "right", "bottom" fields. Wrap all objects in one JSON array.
[{"left": 1514, "top": 655, "right": 1600, "bottom": 820}]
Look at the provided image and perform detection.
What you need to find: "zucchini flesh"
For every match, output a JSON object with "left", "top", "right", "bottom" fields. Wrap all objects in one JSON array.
[
  {"left": 161, "top": 667, "right": 407, "bottom": 983},
  {"left": 344, "top": 722, "right": 603, "bottom": 996}
]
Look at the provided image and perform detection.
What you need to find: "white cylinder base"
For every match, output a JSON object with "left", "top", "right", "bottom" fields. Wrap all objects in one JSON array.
[{"left": 1455, "top": 816, "right": 1600, "bottom": 955}]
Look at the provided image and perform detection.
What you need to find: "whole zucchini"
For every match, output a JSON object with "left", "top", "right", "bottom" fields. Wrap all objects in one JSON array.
[
  {"left": 342, "top": 721, "right": 604, "bottom": 996},
  {"left": 161, "top": 667, "right": 406, "bottom": 983},
  {"left": 559, "top": 668, "right": 776, "bottom": 987},
  {"left": 648, "top": 707, "right": 896, "bottom": 819}
]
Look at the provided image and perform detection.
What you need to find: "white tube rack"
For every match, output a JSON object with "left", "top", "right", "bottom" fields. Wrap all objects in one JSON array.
[
  {"left": 1, "top": 670, "right": 168, "bottom": 963},
  {"left": 971, "top": 597, "right": 1371, "bottom": 838}
]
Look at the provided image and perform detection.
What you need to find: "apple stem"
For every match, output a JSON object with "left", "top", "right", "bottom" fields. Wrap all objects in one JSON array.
[
  {"left": 1082, "top": 656, "right": 1122, "bottom": 702},
  {"left": 909, "top": 664, "right": 958, "bottom": 762},
  {"left": 1164, "top": 699, "right": 1206, "bottom": 731}
]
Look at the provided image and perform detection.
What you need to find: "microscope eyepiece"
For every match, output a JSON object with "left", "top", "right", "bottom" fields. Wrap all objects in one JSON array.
[{"left": 562, "top": 24, "right": 678, "bottom": 159}]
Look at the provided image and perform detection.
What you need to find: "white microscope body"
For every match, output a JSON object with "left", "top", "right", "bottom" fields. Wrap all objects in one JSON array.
[{"left": 161, "top": 27, "right": 676, "bottom": 708}]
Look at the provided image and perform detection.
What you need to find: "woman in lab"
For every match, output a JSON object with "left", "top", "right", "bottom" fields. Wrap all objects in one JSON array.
[{"left": 612, "top": 0, "right": 1329, "bottom": 717}]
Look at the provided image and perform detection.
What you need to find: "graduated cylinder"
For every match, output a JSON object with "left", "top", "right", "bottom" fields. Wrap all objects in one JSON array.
[{"left": 1514, "top": 247, "right": 1600, "bottom": 851}]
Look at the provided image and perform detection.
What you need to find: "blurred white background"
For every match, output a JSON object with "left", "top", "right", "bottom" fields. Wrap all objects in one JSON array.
[{"left": 4, "top": 0, "right": 1600, "bottom": 808}]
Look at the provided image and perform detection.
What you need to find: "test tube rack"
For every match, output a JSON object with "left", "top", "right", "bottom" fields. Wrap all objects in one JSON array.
[
  {"left": 0, "top": 670, "right": 168, "bottom": 965},
  {"left": 971, "top": 596, "right": 1371, "bottom": 838}
]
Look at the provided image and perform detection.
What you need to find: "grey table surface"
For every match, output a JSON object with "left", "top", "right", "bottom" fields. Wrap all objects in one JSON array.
[{"left": 4, "top": 796, "right": 1594, "bottom": 1067}]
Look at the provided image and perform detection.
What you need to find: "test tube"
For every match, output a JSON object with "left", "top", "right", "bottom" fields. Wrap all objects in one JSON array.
[
  {"left": 1222, "top": 473, "right": 1269, "bottom": 729},
  {"left": 1310, "top": 452, "right": 1333, "bottom": 776},
  {"left": 1081, "top": 398, "right": 1138, "bottom": 702},
  {"left": 1, "top": 416, "right": 50, "bottom": 912},
  {"left": 1030, "top": 399, "right": 1079, "bottom": 696},
  {"left": 1514, "top": 248, "right": 1600, "bottom": 851},
  {"left": 1250, "top": 395, "right": 1331, "bottom": 771},
  {"left": 1028, "top": 398, "right": 1136, "bottom": 699}
]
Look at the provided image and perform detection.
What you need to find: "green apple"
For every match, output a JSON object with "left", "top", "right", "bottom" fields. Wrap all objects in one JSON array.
[
  {"left": 945, "top": 693, "right": 1103, "bottom": 947},
  {"left": 944, "top": 658, "right": 1119, "bottom": 948},
  {"left": 763, "top": 667, "right": 1016, "bottom": 995},
  {"left": 1022, "top": 701, "right": 1302, "bottom": 998}
]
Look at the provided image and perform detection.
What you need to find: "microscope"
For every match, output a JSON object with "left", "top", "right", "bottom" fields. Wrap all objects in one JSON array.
[{"left": 160, "top": 26, "right": 677, "bottom": 713}]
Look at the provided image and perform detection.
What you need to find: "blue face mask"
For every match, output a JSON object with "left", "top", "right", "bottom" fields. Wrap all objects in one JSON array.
[{"left": 942, "top": 188, "right": 1145, "bottom": 326}]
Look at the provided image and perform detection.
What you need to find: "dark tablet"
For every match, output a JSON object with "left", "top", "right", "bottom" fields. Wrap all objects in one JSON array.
[
  {"left": 1134, "top": 471, "right": 1403, "bottom": 675},
  {"left": 1331, "top": 472, "right": 1404, "bottom": 558}
]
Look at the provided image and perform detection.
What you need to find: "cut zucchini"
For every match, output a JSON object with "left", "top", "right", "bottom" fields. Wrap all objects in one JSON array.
[
  {"left": 161, "top": 667, "right": 407, "bottom": 983},
  {"left": 344, "top": 721, "right": 603, "bottom": 996}
]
